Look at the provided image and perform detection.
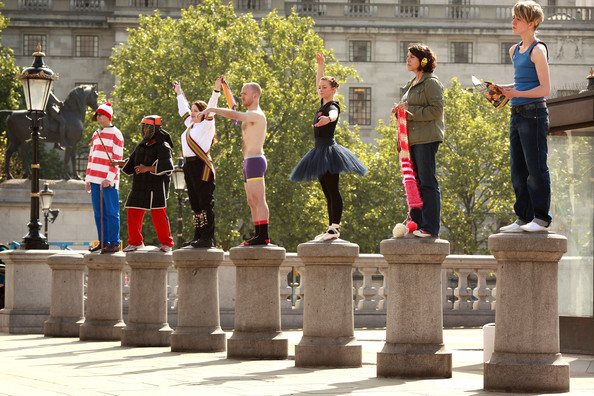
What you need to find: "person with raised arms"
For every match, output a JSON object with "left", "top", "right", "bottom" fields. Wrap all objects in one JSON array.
[{"left": 201, "top": 82, "right": 270, "bottom": 246}]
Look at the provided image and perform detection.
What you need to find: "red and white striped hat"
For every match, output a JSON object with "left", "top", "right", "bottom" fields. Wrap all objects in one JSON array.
[{"left": 92, "top": 102, "right": 113, "bottom": 121}]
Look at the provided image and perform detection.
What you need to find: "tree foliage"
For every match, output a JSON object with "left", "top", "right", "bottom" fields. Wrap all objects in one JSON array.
[
  {"left": 109, "top": 0, "right": 359, "bottom": 250},
  {"left": 0, "top": 3, "right": 24, "bottom": 182},
  {"left": 438, "top": 78, "right": 514, "bottom": 253}
]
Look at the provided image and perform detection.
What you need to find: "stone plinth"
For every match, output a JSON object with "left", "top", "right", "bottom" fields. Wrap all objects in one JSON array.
[
  {"left": 79, "top": 252, "right": 126, "bottom": 341},
  {"left": 44, "top": 253, "right": 85, "bottom": 337},
  {"left": 295, "top": 239, "right": 362, "bottom": 368},
  {"left": 0, "top": 250, "right": 54, "bottom": 334},
  {"left": 0, "top": 180, "right": 95, "bottom": 250},
  {"left": 377, "top": 237, "right": 452, "bottom": 378},
  {"left": 171, "top": 247, "right": 226, "bottom": 352},
  {"left": 227, "top": 245, "right": 288, "bottom": 360},
  {"left": 121, "top": 248, "right": 173, "bottom": 347},
  {"left": 484, "top": 233, "right": 569, "bottom": 393}
]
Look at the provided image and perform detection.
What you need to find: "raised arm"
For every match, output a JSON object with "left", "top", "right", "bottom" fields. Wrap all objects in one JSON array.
[
  {"left": 316, "top": 53, "right": 324, "bottom": 97},
  {"left": 174, "top": 81, "right": 192, "bottom": 127},
  {"left": 206, "top": 76, "right": 223, "bottom": 118}
]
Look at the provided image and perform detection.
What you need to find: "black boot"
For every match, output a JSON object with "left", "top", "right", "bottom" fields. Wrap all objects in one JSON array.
[{"left": 183, "top": 226, "right": 201, "bottom": 247}]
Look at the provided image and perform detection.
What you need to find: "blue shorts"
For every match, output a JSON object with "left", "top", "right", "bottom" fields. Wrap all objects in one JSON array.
[{"left": 243, "top": 155, "right": 267, "bottom": 183}]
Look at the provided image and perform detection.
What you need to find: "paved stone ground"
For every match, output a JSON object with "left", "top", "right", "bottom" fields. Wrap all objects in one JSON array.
[{"left": 1, "top": 328, "right": 593, "bottom": 395}]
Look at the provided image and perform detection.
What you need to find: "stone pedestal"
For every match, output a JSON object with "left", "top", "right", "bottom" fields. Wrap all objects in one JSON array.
[
  {"left": 0, "top": 250, "right": 54, "bottom": 334},
  {"left": 484, "top": 233, "right": 569, "bottom": 393},
  {"left": 79, "top": 252, "right": 126, "bottom": 341},
  {"left": 295, "top": 239, "right": 362, "bottom": 368},
  {"left": 227, "top": 245, "right": 288, "bottom": 360},
  {"left": 377, "top": 237, "right": 452, "bottom": 378},
  {"left": 121, "top": 248, "right": 173, "bottom": 347},
  {"left": 44, "top": 253, "right": 85, "bottom": 337},
  {"left": 171, "top": 247, "right": 226, "bottom": 352}
]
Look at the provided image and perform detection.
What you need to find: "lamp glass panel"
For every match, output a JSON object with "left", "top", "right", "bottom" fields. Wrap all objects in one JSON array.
[
  {"left": 21, "top": 78, "right": 53, "bottom": 111},
  {"left": 39, "top": 191, "right": 54, "bottom": 211},
  {"left": 172, "top": 170, "right": 186, "bottom": 191}
]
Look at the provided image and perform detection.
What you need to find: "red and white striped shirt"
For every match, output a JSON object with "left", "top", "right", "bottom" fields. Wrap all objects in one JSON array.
[{"left": 85, "top": 125, "right": 124, "bottom": 188}]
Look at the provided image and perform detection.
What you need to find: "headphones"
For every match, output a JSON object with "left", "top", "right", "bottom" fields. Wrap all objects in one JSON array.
[{"left": 420, "top": 48, "right": 429, "bottom": 68}]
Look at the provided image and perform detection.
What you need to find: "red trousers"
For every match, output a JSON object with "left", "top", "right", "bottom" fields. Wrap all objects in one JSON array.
[{"left": 127, "top": 207, "right": 174, "bottom": 247}]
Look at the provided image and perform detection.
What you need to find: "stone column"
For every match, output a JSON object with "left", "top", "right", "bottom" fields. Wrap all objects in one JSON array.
[
  {"left": 121, "top": 248, "right": 173, "bottom": 347},
  {"left": 0, "top": 250, "right": 54, "bottom": 334},
  {"left": 484, "top": 233, "right": 569, "bottom": 393},
  {"left": 295, "top": 239, "right": 362, "bottom": 368},
  {"left": 44, "top": 252, "right": 85, "bottom": 337},
  {"left": 79, "top": 252, "right": 126, "bottom": 341},
  {"left": 171, "top": 247, "right": 226, "bottom": 352},
  {"left": 227, "top": 245, "right": 288, "bottom": 359},
  {"left": 377, "top": 237, "right": 452, "bottom": 378}
]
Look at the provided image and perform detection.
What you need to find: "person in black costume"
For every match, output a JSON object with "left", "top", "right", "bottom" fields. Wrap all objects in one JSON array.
[
  {"left": 290, "top": 53, "right": 367, "bottom": 241},
  {"left": 111, "top": 115, "right": 175, "bottom": 252}
]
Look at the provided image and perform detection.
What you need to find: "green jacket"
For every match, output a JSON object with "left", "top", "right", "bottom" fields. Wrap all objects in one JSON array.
[{"left": 400, "top": 72, "right": 445, "bottom": 146}]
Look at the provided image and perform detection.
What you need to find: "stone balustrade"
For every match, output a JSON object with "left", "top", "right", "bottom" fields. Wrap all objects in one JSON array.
[{"left": 122, "top": 253, "right": 497, "bottom": 329}]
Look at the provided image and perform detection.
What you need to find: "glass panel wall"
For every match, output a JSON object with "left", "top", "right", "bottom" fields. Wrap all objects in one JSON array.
[{"left": 549, "top": 132, "right": 594, "bottom": 317}]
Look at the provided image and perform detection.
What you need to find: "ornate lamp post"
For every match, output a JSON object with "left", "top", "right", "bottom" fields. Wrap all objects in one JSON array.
[
  {"left": 171, "top": 158, "right": 186, "bottom": 248},
  {"left": 19, "top": 44, "right": 58, "bottom": 250},
  {"left": 39, "top": 182, "right": 59, "bottom": 243}
]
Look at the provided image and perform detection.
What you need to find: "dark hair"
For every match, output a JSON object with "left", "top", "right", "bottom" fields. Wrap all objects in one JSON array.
[
  {"left": 320, "top": 76, "right": 339, "bottom": 89},
  {"left": 408, "top": 43, "right": 436, "bottom": 73},
  {"left": 191, "top": 100, "right": 217, "bottom": 146}
]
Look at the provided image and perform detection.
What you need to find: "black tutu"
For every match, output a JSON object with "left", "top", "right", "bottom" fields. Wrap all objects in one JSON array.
[{"left": 290, "top": 139, "right": 368, "bottom": 182}]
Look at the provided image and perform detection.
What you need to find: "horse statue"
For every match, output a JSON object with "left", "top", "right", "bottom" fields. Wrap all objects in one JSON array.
[{"left": 1, "top": 85, "right": 99, "bottom": 180}]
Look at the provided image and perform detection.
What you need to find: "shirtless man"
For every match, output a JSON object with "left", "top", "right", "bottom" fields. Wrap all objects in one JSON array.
[{"left": 201, "top": 82, "right": 270, "bottom": 245}]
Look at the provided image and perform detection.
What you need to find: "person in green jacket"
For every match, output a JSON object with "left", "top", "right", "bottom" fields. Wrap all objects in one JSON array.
[{"left": 392, "top": 43, "right": 445, "bottom": 237}]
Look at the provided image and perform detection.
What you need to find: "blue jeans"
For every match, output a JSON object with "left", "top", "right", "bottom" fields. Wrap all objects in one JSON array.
[
  {"left": 409, "top": 142, "right": 441, "bottom": 236},
  {"left": 509, "top": 107, "right": 552, "bottom": 225},
  {"left": 90, "top": 183, "right": 121, "bottom": 246}
]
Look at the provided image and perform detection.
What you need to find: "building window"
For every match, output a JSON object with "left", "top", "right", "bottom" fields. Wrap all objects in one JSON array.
[
  {"left": 75, "top": 36, "right": 98, "bottom": 57},
  {"left": 349, "top": 41, "right": 371, "bottom": 62},
  {"left": 450, "top": 42, "right": 473, "bottom": 63},
  {"left": 400, "top": 41, "right": 409, "bottom": 62},
  {"left": 24, "top": 34, "right": 47, "bottom": 56},
  {"left": 500, "top": 42, "right": 516, "bottom": 64},
  {"left": 349, "top": 87, "right": 371, "bottom": 125},
  {"left": 75, "top": 82, "right": 98, "bottom": 90}
]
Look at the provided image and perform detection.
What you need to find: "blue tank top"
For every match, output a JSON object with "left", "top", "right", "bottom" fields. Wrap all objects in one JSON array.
[{"left": 511, "top": 40, "right": 548, "bottom": 106}]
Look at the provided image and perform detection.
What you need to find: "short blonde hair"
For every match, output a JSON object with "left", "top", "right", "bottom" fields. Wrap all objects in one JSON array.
[{"left": 513, "top": 1, "right": 545, "bottom": 29}]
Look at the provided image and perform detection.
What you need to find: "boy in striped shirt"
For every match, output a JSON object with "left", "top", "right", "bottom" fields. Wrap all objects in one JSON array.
[{"left": 85, "top": 102, "right": 124, "bottom": 253}]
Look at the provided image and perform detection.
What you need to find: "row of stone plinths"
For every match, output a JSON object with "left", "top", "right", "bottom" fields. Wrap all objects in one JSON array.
[{"left": 0, "top": 232, "right": 570, "bottom": 393}]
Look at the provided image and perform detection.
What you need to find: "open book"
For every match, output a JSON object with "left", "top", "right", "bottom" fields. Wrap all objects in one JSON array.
[{"left": 472, "top": 75, "right": 509, "bottom": 110}]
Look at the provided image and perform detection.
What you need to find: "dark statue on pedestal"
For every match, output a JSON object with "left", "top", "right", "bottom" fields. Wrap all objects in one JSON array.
[{"left": 1, "top": 85, "right": 98, "bottom": 180}]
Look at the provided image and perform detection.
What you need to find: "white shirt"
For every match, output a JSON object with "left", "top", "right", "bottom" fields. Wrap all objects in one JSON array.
[{"left": 177, "top": 91, "right": 220, "bottom": 157}]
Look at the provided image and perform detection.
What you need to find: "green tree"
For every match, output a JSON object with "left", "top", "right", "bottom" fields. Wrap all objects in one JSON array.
[
  {"left": 0, "top": 3, "right": 24, "bottom": 182},
  {"left": 438, "top": 78, "right": 514, "bottom": 253},
  {"left": 109, "top": 0, "right": 359, "bottom": 250}
]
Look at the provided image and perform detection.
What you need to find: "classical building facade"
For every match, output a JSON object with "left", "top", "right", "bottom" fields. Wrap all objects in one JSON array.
[{"left": 1, "top": 0, "right": 593, "bottom": 142}]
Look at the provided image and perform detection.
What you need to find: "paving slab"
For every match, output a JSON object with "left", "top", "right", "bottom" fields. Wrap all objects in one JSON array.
[{"left": 0, "top": 329, "right": 592, "bottom": 395}]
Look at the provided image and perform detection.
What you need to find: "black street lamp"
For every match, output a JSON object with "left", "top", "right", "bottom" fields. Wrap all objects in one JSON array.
[
  {"left": 19, "top": 44, "right": 58, "bottom": 250},
  {"left": 39, "top": 182, "right": 59, "bottom": 243},
  {"left": 171, "top": 158, "right": 186, "bottom": 248}
]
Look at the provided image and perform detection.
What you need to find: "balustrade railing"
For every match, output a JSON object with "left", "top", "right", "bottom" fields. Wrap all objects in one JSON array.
[
  {"left": 98, "top": 252, "right": 497, "bottom": 329},
  {"left": 70, "top": 0, "right": 103, "bottom": 11},
  {"left": 285, "top": 2, "right": 593, "bottom": 23},
  {"left": 19, "top": 0, "right": 52, "bottom": 10}
]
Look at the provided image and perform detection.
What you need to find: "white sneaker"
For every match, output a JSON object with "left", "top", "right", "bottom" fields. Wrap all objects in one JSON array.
[
  {"left": 160, "top": 245, "right": 172, "bottom": 252},
  {"left": 520, "top": 221, "right": 550, "bottom": 233},
  {"left": 499, "top": 222, "right": 524, "bottom": 233},
  {"left": 123, "top": 244, "right": 144, "bottom": 252}
]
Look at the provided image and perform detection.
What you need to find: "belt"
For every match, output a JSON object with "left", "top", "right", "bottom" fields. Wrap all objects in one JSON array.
[
  {"left": 511, "top": 101, "right": 546, "bottom": 114},
  {"left": 184, "top": 156, "right": 197, "bottom": 163},
  {"left": 314, "top": 137, "right": 336, "bottom": 147}
]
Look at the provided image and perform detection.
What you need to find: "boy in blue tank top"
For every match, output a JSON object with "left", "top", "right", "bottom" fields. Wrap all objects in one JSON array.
[{"left": 498, "top": 1, "right": 552, "bottom": 233}]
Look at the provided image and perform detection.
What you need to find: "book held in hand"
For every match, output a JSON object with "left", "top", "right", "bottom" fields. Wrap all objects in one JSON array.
[{"left": 472, "top": 75, "right": 510, "bottom": 110}]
